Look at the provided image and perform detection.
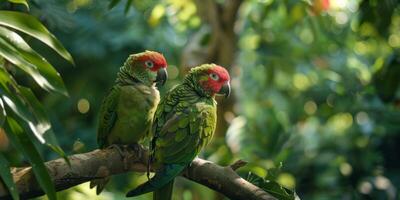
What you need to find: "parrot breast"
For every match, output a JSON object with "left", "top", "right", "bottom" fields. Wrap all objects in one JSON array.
[{"left": 107, "top": 84, "right": 159, "bottom": 145}]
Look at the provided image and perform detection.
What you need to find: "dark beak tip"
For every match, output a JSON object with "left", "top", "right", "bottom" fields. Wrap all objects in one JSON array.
[
  {"left": 225, "top": 91, "right": 231, "bottom": 98},
  {"left": 225, "top": 87, "right": 231, "bottom": 98},
  {"left": 155, "top": 68, "right": 168, "bottom": 86},
  {"left": 219, "top": 82, "right": 231, "bottom": 98},
  {"left": 161, "top": 79, "right": 166, "bottom": 86}
]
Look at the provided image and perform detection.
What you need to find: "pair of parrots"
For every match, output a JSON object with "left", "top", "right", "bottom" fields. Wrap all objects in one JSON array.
[{"left": 91, "top": 51, "right": 231, "bottom": 200}]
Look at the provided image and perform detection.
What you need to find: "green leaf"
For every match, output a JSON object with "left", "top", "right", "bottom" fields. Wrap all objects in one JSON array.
[
  {"left": 0, "top": 11, "right": 74, "bottom": 65},
  {"left": 0, "top": 27, "right": 68, "bottom": 96},
  {"left": 265, "top": 162, "right": 282, "bottom": 180},
  {"left": 0, "top": 97, "right": 5, "bottom": 127},
  {"left": 0, "top": 36, "right": 66, "bottom": 96},
  {"left": 46, "top": 140, "right": 70, "bottom": 167},
  {"left": 44, "top": 127, "right": 70, "bottom": 165},
  {"left": 18, "top": 86, "right": 52, "bottom": 139},
  {"left": 124, "top": 0, "right": 133, "bottom": 14},
  {"left": 245, "top": 172, "right": 296, "bottom": 200},
  {"left": 108, "top": 0, "right": 121, "bottom": 9},
  {"left": 0, "top": 69, "right": 69, "bottom": 164},
  {"left": 5, "top": 117, "right": 57, "bottom": 200},
  {"left": 7, "top": 0, "right": 29, "bottom": 10},
  {"left": 18, "top": 87, "right": 69, "bottom": 164},
  {"left": 373, "top": 53, "right": 400, "bottom": 103},
  {"left": 19, "top": 86, "right": 70, "bottom": 165},
  {"left": 0, "top": 68, "right": 46, "bottom": 144},
  {"left": 0, "top": 153, "right": 19, "bottom": 200},
  {"left": 0, "top": 67, "right": 35, "bottom": 125}
]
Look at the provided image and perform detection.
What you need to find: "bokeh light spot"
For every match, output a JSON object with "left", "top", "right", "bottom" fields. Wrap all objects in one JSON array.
[
  {"left": 328, "top": 112, "right": 353, "bottom": 134},
  {"left": 356, "top": 137, "right": 369, "bottom": 148},
  {"left": 293, "top": 73, "right": 311, "bottom": 91},
  {"left": 359, "top": 181, "right": 372, "bottom": 194},
  {"left": 356, "top": 111, "right": 369, "bottom": 125},
  {"left": 77, "top": 98, "right": 90, "bottom": 114},
  {"left": 299, "top": 28, "right": 314, "bottom": 44},
  {"left": 304, "top": 101, "right": 317, "bottom": 115},
  {"left": 330, "top": 0, "right": 347, "bottom": 10},
  {"left": 72, "top": 139, "right": 85, "bottom": 153},
  {"left": 354, "top": 41, "right": 368, "bottom": 55},
  {"left": 0, "top": 128, "right": 9, "bottom": 151},
  {"left": 224, "top": 111, "right": 235, "bottom": 124},
  {"left": 167, "top": 65, "right": 180, "bottom": 80},
  {"left": 240, "top": 34, "right": 260, "bottom": 50},
  {"left": 339, "top": 162, "right": 352, "bottom": 176},
  {"left": 277, "top": 173, "right": 296, "bottom": 189},
  {"left": 359, "top": 23, "right": 377, "bottom": 37},
  {"left": 374, "top": 176, "right": 391, "bottom": 190},
  {"left": 189, "top": 16, "right": 201, "bottom": 28},
  {"left": 149, "top": 4, "right": 166, "bottom": 27},
  {"left": 388, "top": 34, "right": 400, "bottom": 47},
  {"left": 335, "top": 11, "right": 349, "bottom": 25}
]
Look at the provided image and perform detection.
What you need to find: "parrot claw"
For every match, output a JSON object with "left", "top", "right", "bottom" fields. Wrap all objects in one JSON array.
[
  {"left": 107, "top": 144, "right": 130, "bottom": 170},
  {"left": 107, "top": 144, "right": 124, "bottom": 157},
  {"left": 128, "top": 143, "right": 141, "bottom": 153},
  {"left": 127, "top": 143, "right": 142, "bottom": 160}
]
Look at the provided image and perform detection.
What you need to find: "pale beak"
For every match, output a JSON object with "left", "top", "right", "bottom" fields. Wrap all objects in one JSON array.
[{"left": 155, "top": 67, "right": 168, "bottom": 86}]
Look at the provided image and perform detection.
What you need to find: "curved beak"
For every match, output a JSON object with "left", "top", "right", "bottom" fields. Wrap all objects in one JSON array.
[
  {"left": 218, "top": 81, "right": 231, "bottom": 98},
  {"left": 155, "top": 67, "right": 168, "bottom": 86}
]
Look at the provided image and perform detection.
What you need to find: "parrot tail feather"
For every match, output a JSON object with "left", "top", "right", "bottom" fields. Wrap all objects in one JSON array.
[
  {"left": 126, "top": 164, "right": 185, "bottom": 197},
  {"left": 153, "top": 180, "right": 174, "bottom": 200}
]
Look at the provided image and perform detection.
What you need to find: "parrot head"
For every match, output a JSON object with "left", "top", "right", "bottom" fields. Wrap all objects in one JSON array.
[
  {"left": 187, "top": 64, "right": 231, "bottom": 98},
  {"left": 120, "top": 50, "right": 168, "bottom": 86}
]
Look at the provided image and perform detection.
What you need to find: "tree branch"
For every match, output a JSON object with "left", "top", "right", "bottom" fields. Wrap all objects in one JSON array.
[{"left": 0, "top": 146, "right": 275, "bottom": 200}]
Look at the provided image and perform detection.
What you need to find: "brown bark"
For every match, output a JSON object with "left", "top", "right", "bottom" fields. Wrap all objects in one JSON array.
[{"left": 0, "top": 146, "right": 275, "bottom": 200}]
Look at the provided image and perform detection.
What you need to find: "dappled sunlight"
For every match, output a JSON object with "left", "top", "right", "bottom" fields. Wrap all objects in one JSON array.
[
  {"left": 326, "top": 112, "right": 353, "bottom": 134},
  {"left": 77, "top": 98, "right": 90, "bottom": 114},
  {"left": 1, "top": 0, "right": 399, "bottom": 199}
]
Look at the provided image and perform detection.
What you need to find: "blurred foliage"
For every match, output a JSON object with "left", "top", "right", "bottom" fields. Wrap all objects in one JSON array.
[
  {"left": 232, "top": 0, "right": 400, "bottom": 200},
  {"left": 0, "top": 0, "right": 399, "bottom": 200},
  {"left": 244, "top": 163, "right": 296, "bottom": 200},
  {"left": 0, "top": 0, "right": 73, "bottom": 199}
]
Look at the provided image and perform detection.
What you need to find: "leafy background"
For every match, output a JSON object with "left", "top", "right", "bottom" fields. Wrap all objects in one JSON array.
[{"left": 0, "top": 0, "right": 399, "bottom": 200}]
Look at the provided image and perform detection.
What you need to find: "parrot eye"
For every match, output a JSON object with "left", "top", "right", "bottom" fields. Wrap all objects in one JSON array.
[
  {"left": 145, "top": 60, "right": 154, "bottom": 68},
  {"left": 209, "top": 73, "right": 219, "bottom": 81}
]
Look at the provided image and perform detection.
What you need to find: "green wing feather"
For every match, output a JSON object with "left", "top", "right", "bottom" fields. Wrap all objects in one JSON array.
[
  {"left": 90, "top": 86, "right": 121, "bottom": 194},
  {"left": 97, "top": 86, "right": 120, "bottom": 148},
  {"left": 153, "top": 180, "right": 174, "bottom": 200},
  {"left": 126, "top": 89, "right": 217, "bottom": 198},
  {"left": 155, "top": 103, "right": 216, "bottom": 164}
]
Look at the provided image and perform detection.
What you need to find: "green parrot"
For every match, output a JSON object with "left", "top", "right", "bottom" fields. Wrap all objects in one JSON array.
[
  {"left": 90, "top": 50, "right": 168, "bottom": 194},
  {"left": 126, "top": 64, "right": 231, "bottom": 200}
]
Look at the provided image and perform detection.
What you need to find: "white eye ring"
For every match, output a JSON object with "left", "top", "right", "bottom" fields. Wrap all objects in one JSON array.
[
  {"left": 209, "top": 73, "right": 219, "bottom": 81},
  {"left": 145, "top": 60, "right": 154, "bottom": 68}
]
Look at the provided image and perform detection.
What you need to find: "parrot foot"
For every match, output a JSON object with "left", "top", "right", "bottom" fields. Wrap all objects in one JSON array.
[
  {"left": 107, "top": 144, "right": 125, "bottom": 158},
  {"left": 107, "top": 144, "right": 130, "bottom": 170},
  {"left": 126, "top": 143, "right": 142, "bottom": 159}
]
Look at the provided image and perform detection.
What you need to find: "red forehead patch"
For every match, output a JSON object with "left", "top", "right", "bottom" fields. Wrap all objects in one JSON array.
[
  {"left": 208, "top": 65, "right": 230, "bottom": 81},
  {"left": 137, "top": 51, "right": 167, "bottom": 67}
]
